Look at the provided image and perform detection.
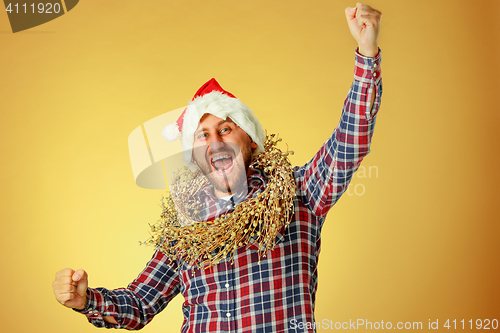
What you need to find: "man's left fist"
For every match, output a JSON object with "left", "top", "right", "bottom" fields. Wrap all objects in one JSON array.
[{"left": 345, "top": 3, "right": 382, "bottom": 57}]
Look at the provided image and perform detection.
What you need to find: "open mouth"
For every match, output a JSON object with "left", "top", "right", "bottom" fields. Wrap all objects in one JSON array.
[{"left": 210, "top": 153, "right": 235, "bottom": 176}]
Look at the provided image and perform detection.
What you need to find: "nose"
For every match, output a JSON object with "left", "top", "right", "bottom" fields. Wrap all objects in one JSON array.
[{"left": 207, "top": 132, "right": 224, "bottom": 151}]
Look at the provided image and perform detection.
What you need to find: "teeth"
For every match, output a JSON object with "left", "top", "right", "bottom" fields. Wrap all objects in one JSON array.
[{"left": 212, "top": 154, "right": 231, "bottom": 162}]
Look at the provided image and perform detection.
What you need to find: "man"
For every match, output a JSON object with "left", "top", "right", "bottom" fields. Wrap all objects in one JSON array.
[{"left": 53, "top": 3, "right": 382, "bottom": 332}]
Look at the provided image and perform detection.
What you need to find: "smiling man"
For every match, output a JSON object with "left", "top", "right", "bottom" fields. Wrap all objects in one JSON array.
[
  {"left": 53, "top": 3, "right": 383, "bottom": 332},
  {"left": 192, "top": 115, "right": 254, "bottom": 195},
  {"left": 188, "top": 96, "right": 260, "bottom": 197}
]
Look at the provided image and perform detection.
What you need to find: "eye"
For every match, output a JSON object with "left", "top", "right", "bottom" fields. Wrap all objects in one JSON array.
[
  {"left": 197, "top": 133, "right": 208, "bottom": 139},
  {"left": 220, "top": 127, "right": 231, "bottom": 134}
]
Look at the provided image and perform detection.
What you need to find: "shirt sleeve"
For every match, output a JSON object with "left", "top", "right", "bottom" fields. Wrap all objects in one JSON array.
[
  {"left": 294, "top": 48, "right": 382, "bottom": 218},
  {"left": 73, "top": 249, "right": 181, "bottom": 330}
]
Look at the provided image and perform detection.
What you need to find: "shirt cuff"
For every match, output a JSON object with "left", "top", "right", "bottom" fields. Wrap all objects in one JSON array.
[
  {"left": 72, "top": 288, "right": 118, "bottom": 328},
  {"left": 354, "top": 47, "right": 382, "bottom": 85}
]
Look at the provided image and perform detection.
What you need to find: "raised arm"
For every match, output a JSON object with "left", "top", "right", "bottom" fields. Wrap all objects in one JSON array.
[{"left": 294, "top": 3, "right": 382, "bottom": 218}]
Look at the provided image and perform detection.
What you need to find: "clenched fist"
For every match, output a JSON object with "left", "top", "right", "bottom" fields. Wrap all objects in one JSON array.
[
  {"left": 52, "top": 268, "right": 89, "bottom": 310},
  {"left": 345, "top": 3, "right": 382, "bottom": 57}
]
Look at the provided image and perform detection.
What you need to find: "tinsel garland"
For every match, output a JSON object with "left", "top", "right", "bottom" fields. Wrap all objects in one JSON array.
[{"left": 142, "top": 134, "right": 296, "bottom": 269}]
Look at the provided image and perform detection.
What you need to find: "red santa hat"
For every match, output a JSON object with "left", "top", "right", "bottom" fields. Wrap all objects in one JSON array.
[{"left": 162, "top": 78, "right": 266, "bottom": 162}]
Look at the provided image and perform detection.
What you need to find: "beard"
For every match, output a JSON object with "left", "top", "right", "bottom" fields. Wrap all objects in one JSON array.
[{"left": 192, "top": 141, "right": 253, "bottom": 196}]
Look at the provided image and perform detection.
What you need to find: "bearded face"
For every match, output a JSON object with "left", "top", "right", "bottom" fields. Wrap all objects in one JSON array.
[{"left": 191, "top": 114, "right": 256, "bottom": 198}]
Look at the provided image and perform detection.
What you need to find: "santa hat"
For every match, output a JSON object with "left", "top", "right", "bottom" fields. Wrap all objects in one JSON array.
[{"left": 162, "top": 78, "right": 266, "bottom": 163}]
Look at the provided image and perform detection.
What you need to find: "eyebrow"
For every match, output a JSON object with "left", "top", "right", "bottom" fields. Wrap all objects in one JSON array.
[{"left": 194, "top": 119, "right": 233, "bottom": 136}]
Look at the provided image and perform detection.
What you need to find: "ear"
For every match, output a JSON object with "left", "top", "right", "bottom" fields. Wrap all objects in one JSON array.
[{"left": 251, "top": 141, "right": 258, "bottom": 149}]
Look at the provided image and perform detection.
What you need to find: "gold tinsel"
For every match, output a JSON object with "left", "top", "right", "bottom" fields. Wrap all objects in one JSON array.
[{"left": 142, "top": 134, "right": 295, "bottom": 269}]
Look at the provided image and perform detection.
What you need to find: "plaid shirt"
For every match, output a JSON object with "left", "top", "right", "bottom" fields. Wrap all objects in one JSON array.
[{"left": 77, "top": 49, "right": 382, "bottom": 332}]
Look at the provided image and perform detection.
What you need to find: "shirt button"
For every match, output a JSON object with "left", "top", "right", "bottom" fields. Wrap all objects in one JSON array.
[
  {"left": 373, "top": 63, "right": 377, "bottom": 68},
  {"left": 373, "top": 72, "right": 377, "bottom": 77},
  {"left": 225, "top": 283, "right": 230, "bottom": 288},
  {"left": 226, "top": 312, "right": 231, "bottom": 317}
]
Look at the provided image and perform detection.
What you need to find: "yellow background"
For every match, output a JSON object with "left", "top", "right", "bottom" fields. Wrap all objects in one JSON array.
[{"left": 1, "top": 0, "right": 499, "bottom": 332}]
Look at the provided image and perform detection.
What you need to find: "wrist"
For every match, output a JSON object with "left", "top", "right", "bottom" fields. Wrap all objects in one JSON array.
[
  {"left": 74, "top": 291, "right": 89, "bottom": 311},
  {"left": 78, "top": 296, "right": 88, "bottom": 310},
  {"left": 358, "top": 45, "right": 379, "bottom": 57}
]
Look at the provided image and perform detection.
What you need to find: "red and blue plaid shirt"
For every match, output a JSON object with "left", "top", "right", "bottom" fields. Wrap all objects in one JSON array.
[{"left": 77, "top": 49, "right": 382, "bottom": 332}]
